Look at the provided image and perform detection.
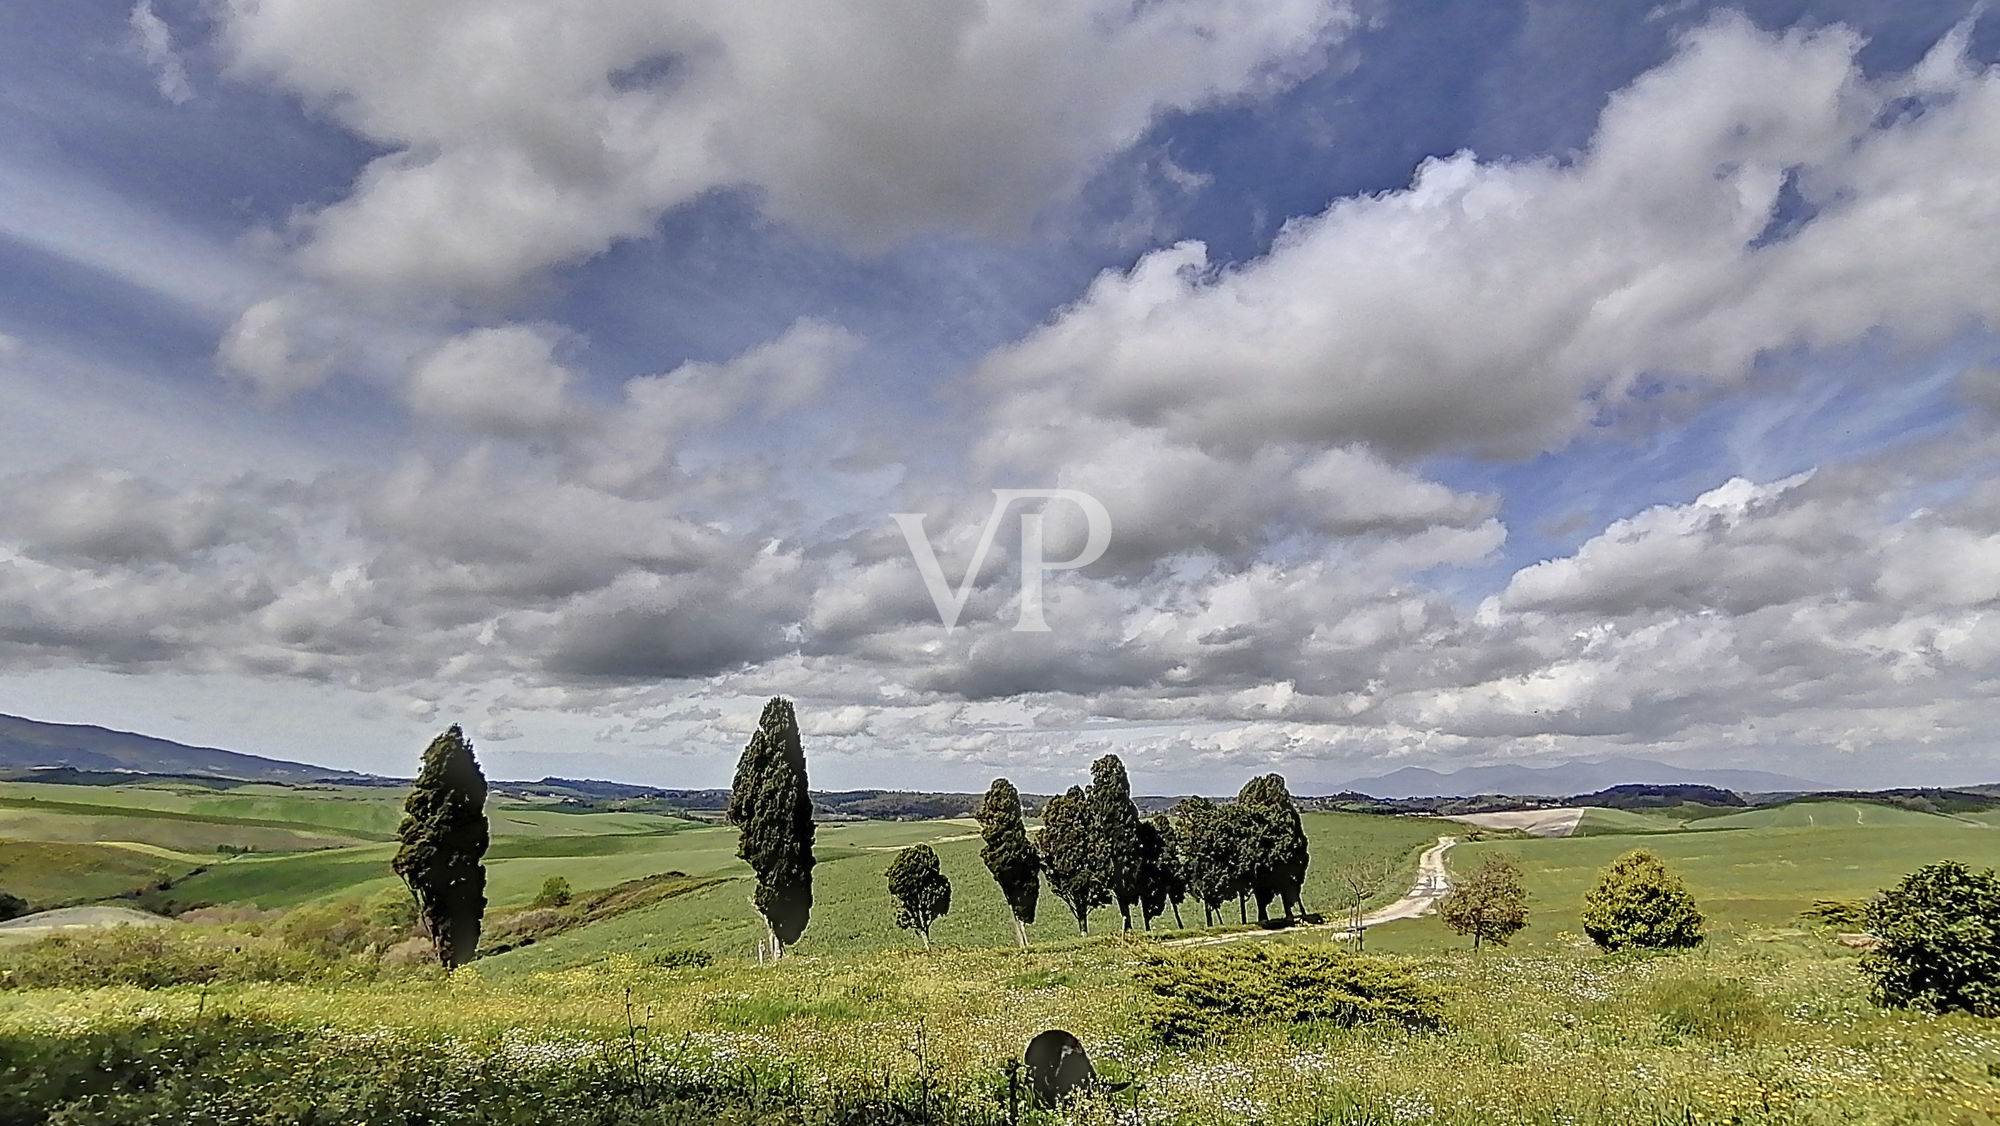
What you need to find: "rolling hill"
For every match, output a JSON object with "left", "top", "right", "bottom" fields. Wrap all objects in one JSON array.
[{"left": 0, "top": 713, "right": 366, "bottom": 783}]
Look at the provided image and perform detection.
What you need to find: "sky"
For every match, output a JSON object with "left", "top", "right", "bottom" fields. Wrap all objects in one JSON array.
[{"left": 4, "top": 1, "right": 2000, "bottom": 793}]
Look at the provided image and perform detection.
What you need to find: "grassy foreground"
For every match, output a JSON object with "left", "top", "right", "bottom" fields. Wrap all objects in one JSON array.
[{"left": 3, "top": 930, "right": 1996, "bottom": 1124}]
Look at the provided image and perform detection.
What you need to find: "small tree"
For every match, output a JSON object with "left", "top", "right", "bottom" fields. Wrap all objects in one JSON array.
[
  {"left": 1440, "top": 854, "right": 1529, "bottom": 950},
  {"left": 974, "top": 778, "right": 1041, "bottom": 947},
  {"left": 533, "top": 876, "right": 573, "bottom": 908},
  {"left": 1580, "top": 849, "right": 1704, "bottom": 951},
  {"left": 727, "top": 697, "right": 817, "bottom": 960},
  {"left": 1086, "top": 755, "right": 1146, "bottom": 930},
  {"left": 1861, "top": 860, "right": 2000, "bottom": 1017},
  {"left": 392, "top": 725, "right": 490, "bottom": 969},
  {"left": 1038, "top": 786, "right": 1108, "bottom": 933},
  {"left": 1330, "top": 853, "right": 1401, "bottom": 951},
  {"left": 886, "top": 844, "right": 952, "bottom": 950}
]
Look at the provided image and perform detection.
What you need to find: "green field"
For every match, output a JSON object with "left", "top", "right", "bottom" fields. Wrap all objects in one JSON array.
[
  {"left": 1361, "top": 807, "right": 2000, "bottom": 954},
  {"left": 3, "top": 779, "right": 2000, "bottom": 1123}
]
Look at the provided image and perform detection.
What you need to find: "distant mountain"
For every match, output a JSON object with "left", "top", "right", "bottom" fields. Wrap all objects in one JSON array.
[
  {"left": 0, "top": 713, "right": 368, "bottom": 784},
  {"left": 1339, "top": 756, "right": 1827, "bottom": 799}
]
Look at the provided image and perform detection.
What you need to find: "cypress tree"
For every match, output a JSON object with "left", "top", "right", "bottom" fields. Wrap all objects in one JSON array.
[
  {"left": 1237, "top": 773, "right": 1310, "bottom": 920},
  {"left": 1086, "top": 754, "right": 1145, "bottom": 930},
  {"left": 727, "top": 697, "right": 816, "bottom": 959},
  {"left": 1146, "top": 813, "right": 1188, "bottom": 928},
  {"left": 885, "top": 844, "right": 952, "bottom": 950},
  {"left": 1176, "top": 797, "right": 1245, "bottom": 926},
  {"left": 392, "top": 725, "right": 489, "bottom": 969},
  {"left": 1037, "top": 786, "right": 1108, "bottom": 933},
  {"left": 974, "top": 778, "right": 1041, "bottom": 948}
]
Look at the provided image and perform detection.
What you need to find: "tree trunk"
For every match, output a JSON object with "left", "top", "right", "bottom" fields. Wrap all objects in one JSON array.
[
  {"left": 1238, "top": 895, "right": 1247, "bottom": 924},
  {"left": 919, "top": 929, "right": 931, "bottom": 952},
  {"left": 1013, "top": 916, "right": 1029, "bottom": 949},
  {"left": 1171, "top": 901, "right": 1183, "bottom": 928},
  {"left": 1256, "top": 897, "right": 1269, "bottom": 923},
  {"left": 1121, "top": 905, "right": 1132, "bottom": 931}
]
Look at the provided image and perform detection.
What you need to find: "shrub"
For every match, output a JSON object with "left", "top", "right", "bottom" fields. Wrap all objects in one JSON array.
[
  {"left": 1862, "top": 860, "right": 2000, "bottom": 1017},
  {"left": 0, "top": 927, "right": 337, "bottom": 990},
  {"left": 1799, "top": 899, "right": 1867, "bottom": 930},
  {"left": 1651, "top": 978, "right": 1771, "bottom": 1044},
  {"left": 1135, "top": 944, "right": 1445, "bottom": 1044},
  {"left": 276, "top": 896, "right": 414, "bottom": 958},
  {"left": 1580, "top": 850, "right": 1705, "bottom": 951},
  {"left": 645, "top": 947, "right": 715, "bottom": 969},
  {"left": 532, "top": 876, "right": 573, "bottom": 908}
]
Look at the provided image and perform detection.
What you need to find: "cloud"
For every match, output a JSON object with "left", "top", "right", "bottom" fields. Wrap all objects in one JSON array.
[
  {"left": 975, "top": 16, "right": 2000, "bottom": 460},
  {"left": 405, "top": 325, "right": 582, "bottom": 438},
  {"left": 211, "top": 0, "right": 1348, "bottom": 296},
  {"left": 128, "top": 2, "right": 194, "bottom": 105}
]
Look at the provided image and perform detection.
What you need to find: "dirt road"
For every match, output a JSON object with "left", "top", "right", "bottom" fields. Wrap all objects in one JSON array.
[{"left": 1163, "top": 835, "right": 1456, "bottom": 947}]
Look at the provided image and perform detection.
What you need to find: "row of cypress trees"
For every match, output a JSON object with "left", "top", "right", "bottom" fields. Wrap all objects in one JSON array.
[
  {"left": 390, "top": 700, "right": 1316, "bottom": 966},
  {"left": 974, "top": 756, "right": 1313, "bottom": 940}
]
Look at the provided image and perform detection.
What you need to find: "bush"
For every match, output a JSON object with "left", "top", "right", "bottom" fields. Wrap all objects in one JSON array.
[
  {"left": 1862, "top": 860, "right": 2000, "bottom": 1017},
  {"left": 0, "top": 927, "right": 339, "bottom": 990},
  {"left": 276, "top": 895, "right": 415, "bottom": 959},
  {"left": 645, "top": 947, "right": 715, "bottom": 969},
  {"left": 532, "top": 876, "right": 573, "bottom": 908},
  {"left": 1135, "top": 944, "right": 1445, "bottom": 1044},
  {"left": 0, "top": 892, "right": 27, "bottom": 922},
  {"left": 1580, "top": 850, "right": 1705, "bottom": 951},
  {"left": 1798, "top": 899, "right": 1867, "bottom": 930}
]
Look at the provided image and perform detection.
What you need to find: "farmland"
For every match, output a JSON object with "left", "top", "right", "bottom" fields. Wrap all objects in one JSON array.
[{"left": 1, "top": 778, "right": 1997, "bottom": 1123}]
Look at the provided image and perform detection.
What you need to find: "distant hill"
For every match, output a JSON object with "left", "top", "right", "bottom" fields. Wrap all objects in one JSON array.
[
  {"left": 1339, "top": 756, "right": 1826, "bottom": 799},
  {"left": 0, "top": 713, "right": 367, "bottom": 784}
]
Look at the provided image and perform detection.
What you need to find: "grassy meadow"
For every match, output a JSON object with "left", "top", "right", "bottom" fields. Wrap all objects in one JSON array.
[{"left": 1, "top": 779, "right": 1998, "bottom": 1123}]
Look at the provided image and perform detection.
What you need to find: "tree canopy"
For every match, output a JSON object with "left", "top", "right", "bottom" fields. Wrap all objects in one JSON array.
[
  {"left": 727, "top": 697, "right": 817, "bottom": 958},
  {"left": 1439, "top": 854, "right": 1529, "bottom": 950},
  {"left": 1038, "top": 786, "right": 1109, "bottom": 933},
  {"left": 885, "top": 844, "right": 952, "bottom": 950},
  {"left": 392, "top": 725, "right": 490, "bottom": 969},
  {"left": 974, "top": 777, "right": 1041, "bottom": 947},
  {"left": 1862, "top": 860, "right": 2000, "bottom": 1017}
]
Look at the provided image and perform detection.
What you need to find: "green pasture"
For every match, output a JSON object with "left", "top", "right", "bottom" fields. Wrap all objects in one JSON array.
[
  {"left": 0, "top": 840, "right": 199, "bottom": 907},
  {"left": 1364, "top": 809, "right": 1998, "bottom": 954}
]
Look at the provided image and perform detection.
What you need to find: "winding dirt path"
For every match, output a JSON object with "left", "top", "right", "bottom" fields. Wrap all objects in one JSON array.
[{"left": 1163, "top": 835, "right": 1456, "bottom": 947}]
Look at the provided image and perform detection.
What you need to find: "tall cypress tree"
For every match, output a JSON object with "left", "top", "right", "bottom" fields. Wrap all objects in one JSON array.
[
  {"left": 727, "top": 697, "right": 816, "bottom": 959},
  {"left": 1237, "top": 773, "right": 1310, "bottom": 920},
  {"left": 1037, "top": 786, "right": 1107, "bottom": 933},
  {"left": 1175, "top": 796, "right": 1245, "bottom": 926},
  {"left": 974, "top": 778, "right": 1041, "bottom": 948},
  {"left": 1086, "top": 754, "right": 1145, "bottom": 930},
  {"left": 1143, "top": 813, "right": 1188, "bottom": 929},
  {"left": 392, "top": 725, "right": 489, "bottom": 969}
]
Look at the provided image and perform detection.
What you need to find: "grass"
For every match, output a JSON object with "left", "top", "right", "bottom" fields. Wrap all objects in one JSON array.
[
  {"left": 1362, "top": 817, "right": 2000, "bottom": 955},
  {"left": 0, "top": 841, "right": 197, "bottom": 907},
  {"left": 5, "top": 931, "right": 1997, "bottom": 1124}
]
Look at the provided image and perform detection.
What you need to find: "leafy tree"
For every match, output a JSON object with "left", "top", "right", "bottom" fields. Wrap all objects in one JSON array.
[
  {"left": 1177, "top": 797, "right": 1252, "bottom": 926},
  {"left": 885, "top": 844, "right": 952, "bottom": 950},
  {"left": 532, "top": 876, "right": 573, "bottom": 909},
  {"left": 1439, "top": 854, "right": 1529, "bottom": 950},
  {"left": 391, "top": 725, "right": 490, "bottom": 969},
  {"left": 1237, "top": 774, "right": 1309, "bottom": 920},
  {"left": 1086, "top": 754, "right": 1146, "bottom": 930},
  {"left": 974, "top": 778, "right": 1040, "bottom": 947},
  {"left": 1140, "top": 814, "right": 1188, "bottom": 929},
  {"left": 727, "top": 697, "right": 816, "bottom": 960},
  {"left": 0, "top": 891, "right": 27, "bottom": 922},
  {"left": 1038, "top": 786, "right": 1108, "bottom": 933},
  {"left": 1861, "top": 860, "right": 2000, "bottom": 1016},
  {"left": 1580, "top": 849, "right": 1704, "bottom": 951}
]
